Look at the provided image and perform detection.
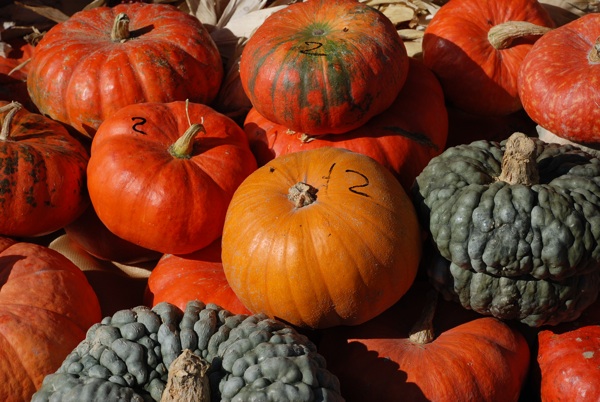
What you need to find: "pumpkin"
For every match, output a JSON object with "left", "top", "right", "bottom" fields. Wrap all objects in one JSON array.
[
  {"left": 422, "top": 0, "right": 555, "bottom": 116},
  {"left": 222, "top": 146, "right": 422, "bottom": 329},
  {"left": 64, "top": 204, "right": 162, "bottom": 265},
  {"left": 0, "top": 240, "right": 102, "bottom": 401},
  {"left": 0, "top": 37, "right": 36, "bottom": 111},
  {"left": 32, "top": 301, "right": 344, "bottom": 402},
  {"left": 0, "top": 100, "right": 89, "bottom": 237},
  {"left": 244, "top": 57, "right": 448, "bottom": 192},
  {"left": 26, "top": 3, "right": 223, "bottom": 137},
  {"left": 144, "top": 238, "right": 251, "bottom": 315},
  {"left": 538, "top": 325, "right": 600, "bottom": 401},
  {"left": 87, "top": 100, "right": 257, "bottom": 255},
  {"left": 239, "top": 0, "right": 409, "bottom": 135},
  {"left": 413, "top": 132, "right": 600, "bottom": 326},
  {"left": 318, "top": 281, "right": 531, "bottom": 402},
  {"left": 518, "top": 13, "right": 600, "bottom": 145}
]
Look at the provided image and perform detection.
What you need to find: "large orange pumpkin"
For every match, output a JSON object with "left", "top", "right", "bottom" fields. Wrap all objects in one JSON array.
[
  {"left": 0, "top": 239, "right": 102, "bottom": 401},
  {"left": 221, "top": 147, "right": 422, "bottom": 329}
]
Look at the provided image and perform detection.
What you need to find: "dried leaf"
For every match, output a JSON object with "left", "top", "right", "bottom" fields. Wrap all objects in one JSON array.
[
  {"left": 380, "top": 4, "right": 415, "bottom": 26},
  {"left": 14, "top": 1, "right": 70, "bottom": 23},
  {"left": 397, "top": 28, "right": 423, "bottom": 41}
]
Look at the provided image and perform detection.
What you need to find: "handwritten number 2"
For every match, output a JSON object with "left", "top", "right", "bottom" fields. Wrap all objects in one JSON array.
[
  {"left": 299, "top": 41, "right": 326, "bottom": 56},
  {"left": 131, "top": 117, "right": 147, "bottom": 134},
  {"left": 345, "top": 169, "right": 370, "bottom": 198}
]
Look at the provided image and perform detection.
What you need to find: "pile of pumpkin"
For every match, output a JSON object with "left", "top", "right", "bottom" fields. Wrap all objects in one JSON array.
[{"left": 1, "top": 0, "right": 599, "bottom": 400}]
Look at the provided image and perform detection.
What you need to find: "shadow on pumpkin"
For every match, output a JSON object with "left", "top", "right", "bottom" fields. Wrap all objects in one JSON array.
[{"left": 0, "top": 254, "right": 27, "bottom": 286}]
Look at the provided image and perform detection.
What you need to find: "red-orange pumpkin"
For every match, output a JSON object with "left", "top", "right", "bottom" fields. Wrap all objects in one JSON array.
[
  {"left": 538, "top": 325, "right": 600, "bottom": 401},
  {"left": 239, "top": 0, "right": 409, "bottom": 135},
  {"left": 87, "top": 100, "right": 257, "bottom": 255},
  {"left": 518, "top": 13, "right": 600, "bottom": 144},
  {"left": 26, "top": 3, "right": 223, "bottom": 137},
  {"left": 144, "top": 238, "right": 251, "bottom": 315},
  {"left": 318, "top": 281, "right": 531, "bottom": 402},
  {"left": 0, "top": 38, "right": 36, "bottom": 111},
  {"left": 222, "top": 147, "right": 422, "bottom": 329},
  {"left": 0, "top": 101, "right": 89, "bottom": 237},
  {"left": 244, "top": 57, "right": 447, "bottom": 191},
  {"left": 0, "top": 240, "right": 102, "bottom": 401},
  {"left": 422, "top": 0, "right": 554, "bottom": 116}
]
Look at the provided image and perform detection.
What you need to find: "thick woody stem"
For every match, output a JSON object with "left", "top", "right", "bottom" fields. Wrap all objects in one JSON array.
[
  {"left": 169, "top": 123, "right": 206, "bottom": 159},
  {"left": 111, "top": 13, "right": 131, "bottom": 42},
  {"left": 488, "top": 21, "right": 552, "bottom": 50},
  {"left": 161, "top": 349, "right": 210, "bottom": 402},
  {"left": 497, "top": 132, "right": 539, "bottom": 185},
  {"left": 408, "top": 290, "right": 439, "bottom": 344},
  {"left": 589, "top": 37, "right": 600, "bottom": 63},
  {"left": 288, "top": 182, "right": 318, "bottom": 208},
  {"left": 0, "top": 101, "right": 23, "bottom": 141}
]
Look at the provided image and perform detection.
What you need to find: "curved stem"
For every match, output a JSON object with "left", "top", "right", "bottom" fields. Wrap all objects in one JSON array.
[
  {"left": 111, "top": 13, "right": 131, "bottom": 42},
  {"left": 589, "top": 37, "right": 600, "bottom": 63},
  {"left": 0, "top": 101, "right": 23, "bottom": 141},
  {"left": 488, "top": 21, "right": 552, "bottom": 50},
  {"left": 497, "top": 132, "right": 539, "bottom": 185},
  {"left": 408, "top": 289, "right": 439, "bottom": 344},
  {"left": 168, "top": 123, "right": 205, "bottom": 159}
]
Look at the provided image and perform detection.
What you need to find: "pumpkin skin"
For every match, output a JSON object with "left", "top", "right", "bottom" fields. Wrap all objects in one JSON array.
[
  {"left": 239, "top": 0, "right": 409, "bottom": 135},
  {"left": 413, "top": 133, "right": 600, "bottom": 326},
  {"left": 244, "top": 57, "right": 448, "bottom": 191},
  {"left": 32, "top": 301, "right": 344, "bottom": 401},
  {"left": 0, "top": 240, "right": 102, "bottom": 402},
  {"left": 318, "top": 281, "right": 530, "bottom": 402},
  {"left": 26, "top": 3, "right": 223, "bottom": 137},
  {"left": 0, "top": 101, "right": 89, "bottom": 237},
  {"left": 538, "top": 325, "right": 600, "bottom": 401},
  {"left": 518, "top": 13, "right": 600, "bottom": 144},
  {"left": 422, "top": 0, "right": 554, "bottom": 116},
  {"left": 144, "top": 238, "right": 251, "bottom": 315},
  {"left": 64, "top": 204, "right": 162, "bottom": 265},
  {"left": 87, "top": 101, "right": 258, "bottom": 255},
  {"left": 222, "top": 147, "right": 422, "bottom": 329}
]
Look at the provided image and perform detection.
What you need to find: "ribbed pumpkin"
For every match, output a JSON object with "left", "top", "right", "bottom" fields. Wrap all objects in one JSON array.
[
  {"left": 222, "top": 147, "right": 422, "bottom": 329},
  {"left": 0, "top": 101, "right": 89, "bottom": 237},
  {"left": 87, "top": 100, "right": 257, "bottom": 255},
  {"left": 26, "top": 3, "right": 223, "bottom": 137},
  {"left": 239, "top": 0, "right": 409, "bottom": 135},
  {"left": 0, "top": 239, "right": 102, "bottom": 402},
  {"left": 244, "top": 57, "right": 448, "bottom": 191}
]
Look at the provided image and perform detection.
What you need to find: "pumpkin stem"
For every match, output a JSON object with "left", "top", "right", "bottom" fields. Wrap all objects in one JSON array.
[
  {"left": 111, "top": 13, "right": 131, "bottom": 42},
  {"left": 288, "top": 182, "right": 318, "bottom": 208},
  {"left": 168, "top": 120, "right": 205, "bottom": 159},
  {"left": 160, "top": 349, "right": 210, "bottom": 402},
  {"left": 488, "top": 21, "right": 552, "bottom": 50},
  {"left": 0, "top": 101, "right": 23, "bottom": 141},
  {"left": 588, "top": 37, "right": 600, "bottom": 63},
  {"left": 497, "top": 132, "right": 539, "bottom": 185},
  {"left": 408, "top": 289, "right": 439, "bottom": 345}
]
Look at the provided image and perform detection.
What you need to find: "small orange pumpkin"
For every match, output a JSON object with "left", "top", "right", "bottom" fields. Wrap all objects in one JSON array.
[{"left": 221, "top": 147, "right": 422, "bottom": 329}]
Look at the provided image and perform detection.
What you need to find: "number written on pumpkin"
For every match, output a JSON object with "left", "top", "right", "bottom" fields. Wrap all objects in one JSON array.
[
  {"left": 323, "top": 163, "right": 371, "bottom": 198},
  {"left": 299, "top": 41, "right": 327, "bottom": 56},
  {"left": 131, "top": 117, "right": 147, "bottom": 135}
]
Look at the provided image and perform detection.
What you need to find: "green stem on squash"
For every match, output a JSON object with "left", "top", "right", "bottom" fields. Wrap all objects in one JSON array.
[
  {"left": 168, "top": 123, "right": 206, "bottom": 159},
  {"left": 0, "top": 101, "right": 23, "bottom": 141},
  {"left": 111, "top": 13, "right": 131, "bottom": 42},
  {"left": 488, "top": 21, "right": 552, "bottom": 50},
  {"left": 160, "top": 349, "right": 210, "bottom": 402},
  {"left": 588, "top": 37, "right": 600, "bottom": 63},
  {"left": 288, "top": 182, "right": 318, "bottom": 208},
  {"left": 408, "top": 289, "right": 439, "bottom": 345},
  {"left": 497, "top": 132, "right": 539, "bottom": 186}
]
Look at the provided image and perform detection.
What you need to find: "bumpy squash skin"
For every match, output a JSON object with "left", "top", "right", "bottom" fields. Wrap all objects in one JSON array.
[
  {"left": 239, "top": 0, "right": 409, "bottom": 135},
  {"left": 413, "top": 138, "right": 600, "bottom": 326},
  {"left": 32, "top": 301, "right": 345, "bottom": 402}
]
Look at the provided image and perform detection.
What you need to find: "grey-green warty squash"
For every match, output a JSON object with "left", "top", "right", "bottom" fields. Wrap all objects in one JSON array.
[
  {"left": 413, "top": 132, "right": 600, "bottom": 327},
  {"left": 31, "top": 301, "right": 345, "bottom": 402}
]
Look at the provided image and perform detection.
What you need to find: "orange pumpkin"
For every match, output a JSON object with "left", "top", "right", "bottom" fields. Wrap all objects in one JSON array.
[
  {"left": 0, "top": 240, "right": 101, "bottom": 401},
  {"left": 221, "top": 147, "right": 422, "bottom": 328}
]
